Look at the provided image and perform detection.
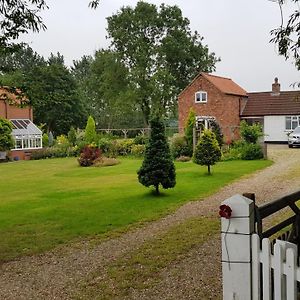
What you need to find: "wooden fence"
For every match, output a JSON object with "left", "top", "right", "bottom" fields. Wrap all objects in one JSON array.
[
  {"left": 221, "top": 192, "right": 300, "bottom": 300},
  {"left": 252, "top": 234, "right": 299, "bottom": 300}
]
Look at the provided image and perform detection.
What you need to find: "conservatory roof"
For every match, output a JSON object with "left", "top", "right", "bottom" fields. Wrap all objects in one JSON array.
[{"left": 10, "top": 119, "right": 42, "bottom": 136}]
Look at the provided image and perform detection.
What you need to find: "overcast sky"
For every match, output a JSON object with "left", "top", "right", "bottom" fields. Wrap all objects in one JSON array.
[{"left": 20, "top": 0, "right": 299, "bottom": 92}]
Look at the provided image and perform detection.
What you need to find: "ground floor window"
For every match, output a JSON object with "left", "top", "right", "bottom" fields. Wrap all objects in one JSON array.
[
  {"left": 196, "top": 116, "right": 216, "bottom": 130},
  {"left": 285, "top": 116, "right": 300, "bottom": 130}
]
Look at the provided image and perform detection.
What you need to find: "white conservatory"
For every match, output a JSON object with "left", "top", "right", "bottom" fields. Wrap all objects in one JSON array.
[{"left": 10, "top": 119, "right": 43, "bottom": 150}]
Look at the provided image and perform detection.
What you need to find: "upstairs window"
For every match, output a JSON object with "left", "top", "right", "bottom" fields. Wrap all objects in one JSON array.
[{"left": 195, "top": 91, "right": 207, "bottom": 103}]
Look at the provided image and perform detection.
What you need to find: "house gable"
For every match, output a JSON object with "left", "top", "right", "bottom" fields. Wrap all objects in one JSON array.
[{"left": 178, "top": 73, "right": 247, "bottom": 143}]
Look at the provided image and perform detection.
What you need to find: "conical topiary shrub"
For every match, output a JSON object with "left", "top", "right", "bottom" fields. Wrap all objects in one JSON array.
[
  {"left": 137, "top": 114, "right": 176, "bottom": 194},
  {"left": 193, "top": 129, "right": 221, "bottom": 174}
]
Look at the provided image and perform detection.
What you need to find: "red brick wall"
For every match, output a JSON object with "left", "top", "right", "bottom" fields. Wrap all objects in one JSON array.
[
  {"left": 0, "top": 99, "right": 33, "bottom": 120},
  {"left": 178, "top": 75, "right": 246, "bottom": 143}
]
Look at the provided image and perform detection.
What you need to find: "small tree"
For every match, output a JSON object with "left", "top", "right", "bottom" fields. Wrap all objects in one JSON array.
[
  {"left": 240, "top": 120, "right": 263, "bottom": 144},
  {"left": 193, "top": 129, "right": 221, "bottom": 175},
  {"left": 42, "top": 133, "right": 49, "bottom": 147},
  {"left": 184, "top": 108, "right": 196, "bottom": 155},
  {"left": 84, "top": 116, "right": 96, "bottom": 144},
  {"left": 137, "top": 114, "right": 176, "bottom": 194},
  {"left": 48, "top": 131, "right": 54, "bottom": 147},
  {"left": 68, "top": 126, "right": 77, "bottom": 146},
  {"left": 0, "top": 117, "right": 14, "bottom": 151},
  {"left": 209, "top": 119, "right": 224, "bottom": 148}
]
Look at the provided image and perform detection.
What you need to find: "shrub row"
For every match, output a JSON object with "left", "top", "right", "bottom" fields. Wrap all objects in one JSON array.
[{"left": 31, "top": 146, "right": 78, "bottom": 160}]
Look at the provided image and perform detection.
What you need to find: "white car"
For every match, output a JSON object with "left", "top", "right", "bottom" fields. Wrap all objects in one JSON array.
[{"left": 288, "top": 126, "right": 300, "bottom": 148}]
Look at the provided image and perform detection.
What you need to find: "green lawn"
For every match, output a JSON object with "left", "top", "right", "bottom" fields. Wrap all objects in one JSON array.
[{"left": 0, "top": 157, "right": 271, "bottom": 261}]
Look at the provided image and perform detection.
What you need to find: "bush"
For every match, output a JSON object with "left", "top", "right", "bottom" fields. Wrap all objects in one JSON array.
[
  {"left": 114, "top": 139, "right": 135, "bottom": 156},
  {"left": 78, "top": 145, "right": 101, "bottom": 167},
  {"left": 31, "top": 146, "right": 78, "bottom": 160},
  {"left": 131, "top": 144, "right": 146, "bottom": 157},
  {"left": 176, "top": 156, "right": 191, "bottom": 162},
  {"left": 210, "top": 119, "right": 224, "bottom": 147},
  {"left": 240, "top": 143, "right": 263, "bottom": 160},
  {"left": 222, "top": 140, "right": 263, "bottom": 161},
  {"left": 240, "top": 120, "right": 263, "bottom": 144},
  {"left": 170, "top": 134, "right": 192, "bottom": 158},
  {"left": 133, "top": 134, "right": 148, "bottom": 145},
  {"left": 98, "top": 137, "right": 113, "bottom": 154},
  {"left": 0, "top": 117, "right": 14, "bottom": 151},
  {"left": 42, "top": 133, "right": 49, "bottom": 147},
  {"left": 68, "top": 127, "right": 77, "bottom": 146}
]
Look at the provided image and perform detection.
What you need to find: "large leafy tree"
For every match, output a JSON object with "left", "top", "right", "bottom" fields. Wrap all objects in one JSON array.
[
  {"left": 270, "top": 0, "right": 300, "bottom": 70},
  {"left": 76, "top": 49, "right": 144, "bottom": 129},
  {"left": 0, "top": 48, "right": 86, "bottom": 135},
  {"left": 0, "top": 0, "right": 100, "bottom": 52},
  {"left": 137, "top": 113, "right": 176, "bottom": 195},
  {"left": 107, "top": 1, "right": 219, "bottom": 125},
  {"left": 26, "top": 53, "right": 87, "bottom": 135}
]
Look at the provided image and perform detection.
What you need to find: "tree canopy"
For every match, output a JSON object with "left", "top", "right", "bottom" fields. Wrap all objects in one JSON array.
[
  {"left": 0, "top": 0, "right": 100, "bottom": 52},
  {"left": 107, "top": 1, "right": 219, "bottom": 125},
  {"left": 271, "top": 0, "right": 300, "bottom": 71}
]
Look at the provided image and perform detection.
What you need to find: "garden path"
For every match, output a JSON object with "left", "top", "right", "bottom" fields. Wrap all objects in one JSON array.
[{"left": 1, "top": 145, "right": 300, "bottom": 299}]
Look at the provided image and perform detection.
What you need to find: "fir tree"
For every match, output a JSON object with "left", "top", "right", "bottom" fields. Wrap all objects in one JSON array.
[
  {"left": 68, "top": 126, "right": 77, "bottom": 146},
  {"left": 193, "top": 129, "right": 221, "bottom": 175},
  {"left": 84, "top": 116, "right": 96, "bottom": 144},
  {"left": 184, "top": 108, "right": 196, "bottom": 155},
  {"left": 137, "top": 114, "right": 176, "bottom": 195}
]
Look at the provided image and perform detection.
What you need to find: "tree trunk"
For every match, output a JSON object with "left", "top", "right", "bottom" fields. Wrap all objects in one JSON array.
[
  {"left": 155, "top": 184, "right": 159, "bottom": 195},
  {"left": 207, "top": 164, "right": 211, "bottom": 175}
]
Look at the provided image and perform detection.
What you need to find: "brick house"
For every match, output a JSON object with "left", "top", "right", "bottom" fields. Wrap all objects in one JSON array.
[
  {"left": 179, "top": 73, "right": 300, "bottom": 143},
  {"left": 0, "top": 87, "right": 42, "bottom": 160},
  {"left": 178, "top": 72, "right": 248, "bottom": 143}
]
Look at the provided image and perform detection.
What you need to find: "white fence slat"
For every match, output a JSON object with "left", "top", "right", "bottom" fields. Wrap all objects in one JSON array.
[
  {"left": 286, "top": 247, "right": 297, "bottom": 300},
  {"left": 274, "top": 242, "right": 284, "bottom": 300},
  {"left": 252, "top": 234, "right": 261, "bottom": 300},
  {"left": 261, "top": 238, "right": 272, "bottom": 300}
]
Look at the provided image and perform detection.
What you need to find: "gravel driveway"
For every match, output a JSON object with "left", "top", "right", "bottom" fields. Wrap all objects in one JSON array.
[{"left": 1, "top": 144, "right": 300, "bottom": 300}]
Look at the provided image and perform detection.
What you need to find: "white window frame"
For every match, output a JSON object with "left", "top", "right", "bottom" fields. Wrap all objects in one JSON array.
[
  {"left": 195, "top": 91, "right": 207, "bottom": 103},
  {"left": 285, "top": 116, "right": 300, "bottom": 130}
]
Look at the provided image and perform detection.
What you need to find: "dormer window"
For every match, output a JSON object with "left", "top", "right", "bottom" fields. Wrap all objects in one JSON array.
[{"left": 195, "top": 91, "right": 207, "bottom": 103}]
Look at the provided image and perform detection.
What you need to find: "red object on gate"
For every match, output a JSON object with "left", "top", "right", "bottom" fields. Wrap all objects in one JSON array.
[{"left": 219, "top": 204, "right": 232, "bottom": 219}]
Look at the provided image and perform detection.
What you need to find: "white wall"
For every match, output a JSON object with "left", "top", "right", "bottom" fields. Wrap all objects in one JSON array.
[{"left": 264, "top": 116, "right": 289, "bottom": 142}]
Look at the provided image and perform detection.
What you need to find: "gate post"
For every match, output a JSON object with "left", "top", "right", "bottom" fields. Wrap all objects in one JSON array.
[{"left": 221, "top": 194, "right": 255, "bottom": 300}]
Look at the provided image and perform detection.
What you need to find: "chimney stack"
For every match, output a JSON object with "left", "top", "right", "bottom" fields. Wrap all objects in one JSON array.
[{"left": 272, "top": 77, "right": 280, "bottom": 95}]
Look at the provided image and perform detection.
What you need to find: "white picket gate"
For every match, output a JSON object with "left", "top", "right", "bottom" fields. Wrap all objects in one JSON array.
[
  {"left": 252, "top": 234, "right": 300, "bottom": 300},
  {"left": 221, "top": 194, "right": 300, "bottom": 300}
]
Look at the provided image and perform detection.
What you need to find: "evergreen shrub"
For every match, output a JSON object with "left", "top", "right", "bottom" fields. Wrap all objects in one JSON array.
[
  {"left": 137, "top": 114, "right": 176, "bottom": 194},
  {"left": 193, "top": 129, "right": 221, "bottom": 174}
]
